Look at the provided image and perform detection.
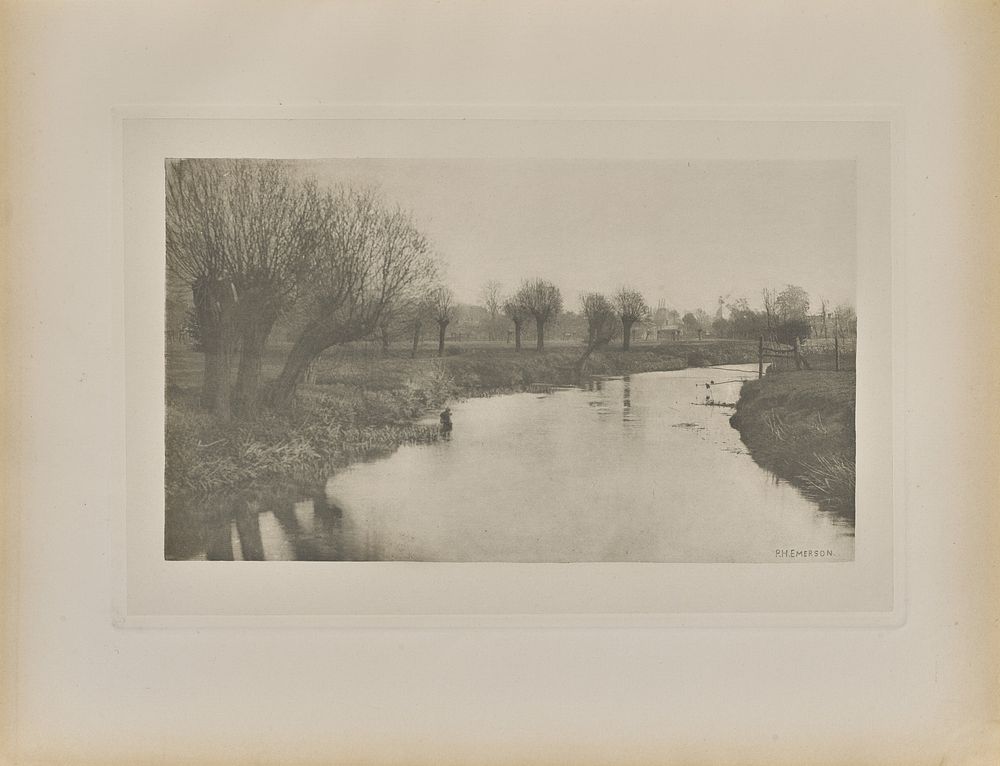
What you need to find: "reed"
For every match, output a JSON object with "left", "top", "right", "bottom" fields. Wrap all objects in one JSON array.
[{"left": 730, "top": 371, "right": 855, "bottom": 520}]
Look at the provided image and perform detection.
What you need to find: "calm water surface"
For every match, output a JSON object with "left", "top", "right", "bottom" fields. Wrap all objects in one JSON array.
[{"left": 187, "top": 364, "right": 854, "bottom": 562}]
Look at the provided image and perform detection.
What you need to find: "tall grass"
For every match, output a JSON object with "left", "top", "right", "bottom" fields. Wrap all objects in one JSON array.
[
  {"left": 796, "top": 454, "right": 856, "bottom": 507},
  {"left": 730, "top": 371, "right": 856, "bottom": 518},
  {"left": 166, "top": 383, "right": 447, "bottom": 497}
]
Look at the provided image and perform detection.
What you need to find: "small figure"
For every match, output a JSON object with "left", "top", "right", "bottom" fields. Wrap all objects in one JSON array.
[{"left": 439, "top": 407, "right": 453, "bottom": 435}]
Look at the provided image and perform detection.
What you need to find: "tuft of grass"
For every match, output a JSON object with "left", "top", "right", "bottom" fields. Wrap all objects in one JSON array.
[{"left": 796, "top": 454, "right": 856, "bottom": 508}]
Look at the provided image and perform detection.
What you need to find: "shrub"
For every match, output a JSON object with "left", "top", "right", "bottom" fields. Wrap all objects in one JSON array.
[{"left": 686, "top": 350, "right": 708, "bottom": 367}]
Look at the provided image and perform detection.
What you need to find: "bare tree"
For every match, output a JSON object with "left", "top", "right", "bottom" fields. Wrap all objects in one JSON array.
[
  {"left": 269, "top": 186, "right": 437, "bottom": 408},
  {"left": 375, "top": 297, "right": 405, "bottom": 354},
  {"left": 376, "top": 313, "right": 393, "bottom": 354},
  {"left": 429, "top": 286, "right": 456, "bottom": 356},
  {"left": 480, "top": 280, "right": 503, "bottom": 341},
  {"left": 612, "top": 287, "right": 650, "bottom": 351},
  {"left": 762, "top": 288, "right": 777, "bottom": 337},
  {"left": 517, "top": 279, "right": 563, "bottom": 351},
  {"left": 581, "top": 293, "right": 617, "bottom": 347},
  {"left": 166, "top": 160, "right": 237, "bottom": 417},
  {"left": 502, "top": 295, "right": 529, "bottom": 351},
  {"left": 577, "top": 292, "right": 619, "bottom": 375},
  {"left": 775, "top": 284, "right": 810, "bottom": 322},
  {"left": 694, "top": 308, "right": 710, "bottom": 340},
  {"left": 166, "top": 159, "right": 324, "bottom": 418},
  {"left": 407, "top": 295, "right": 435, "bottom": 358},
  {"left": 373, "top": 286, "right": 429, "bottom": 355}
]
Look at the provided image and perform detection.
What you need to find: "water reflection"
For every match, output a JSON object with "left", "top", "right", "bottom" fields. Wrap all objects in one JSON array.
[{"left": 169, "top": 488, "right": 394, "bottom": 562}]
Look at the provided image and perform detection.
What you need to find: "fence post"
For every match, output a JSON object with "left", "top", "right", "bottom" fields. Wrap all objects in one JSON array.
[
  {"left": 758, "top": 336, "right": 764, "bottom": 378},
  {"left": 793, "top": 337, "right": 803, "bottom": 370},
  {"left": 834, "top": 335, "right": 840, "bottom": 371}
]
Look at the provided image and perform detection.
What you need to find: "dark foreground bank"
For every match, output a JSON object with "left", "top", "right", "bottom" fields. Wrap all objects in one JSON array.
[{"left": 729, "top": 370, "right": 856, "bottom": 521}]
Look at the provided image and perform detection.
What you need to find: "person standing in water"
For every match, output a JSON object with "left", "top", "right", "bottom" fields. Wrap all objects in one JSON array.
[{"left": 439, "top": 407, "right": 453, "bottom": 436}]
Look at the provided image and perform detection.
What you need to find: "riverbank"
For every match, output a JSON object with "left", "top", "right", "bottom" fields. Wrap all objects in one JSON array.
[
  {"left": 166, "top": 340, "right": 758, "bottom": 498},
  {"left": 729, "top": 370, "right": 856, "bottom": 520}
]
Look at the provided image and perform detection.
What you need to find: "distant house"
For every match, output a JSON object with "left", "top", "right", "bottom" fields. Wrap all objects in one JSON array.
[
  {"left": 656, "top": 325, "right": 684, "bottom": 341},
  {"left": 646, "top": 300, "right": 685, "bottom": 341}
]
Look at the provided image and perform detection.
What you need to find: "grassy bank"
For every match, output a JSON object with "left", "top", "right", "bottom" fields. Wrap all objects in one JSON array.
[{"left": 729, "top": 370, "right": 856, "bottom": 520}]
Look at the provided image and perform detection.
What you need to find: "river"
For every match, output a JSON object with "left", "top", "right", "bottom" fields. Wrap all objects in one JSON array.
[{"left": 179, "top": 364, "right": 854, "bottom": 562}]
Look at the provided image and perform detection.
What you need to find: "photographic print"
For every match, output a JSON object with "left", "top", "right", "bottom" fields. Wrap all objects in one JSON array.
[{"left": 164, "top": 155, "right": 858, "bottom": 563}]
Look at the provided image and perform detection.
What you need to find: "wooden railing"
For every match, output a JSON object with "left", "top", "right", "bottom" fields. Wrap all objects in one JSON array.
[{"left": 758, "top": 335, "right": 849, "bottom": 377}]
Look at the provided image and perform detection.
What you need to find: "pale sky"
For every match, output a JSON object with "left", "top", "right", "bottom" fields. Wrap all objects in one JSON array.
[{"left": 303, "top": 158, "right": 857, "bottom": 314}]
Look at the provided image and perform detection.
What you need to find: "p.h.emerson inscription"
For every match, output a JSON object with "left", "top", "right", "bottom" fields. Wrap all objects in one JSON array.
[{"left": 164, "top": 156, "right": 858, "bottom": 563}]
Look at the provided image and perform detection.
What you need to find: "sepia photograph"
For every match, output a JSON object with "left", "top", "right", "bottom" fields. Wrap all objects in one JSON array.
[
  {"left": 9, "top": 1, "right": 1000, "bottom": 763},
  {"left": 164, "top": 155, "right": 859, "bottom": 564}
]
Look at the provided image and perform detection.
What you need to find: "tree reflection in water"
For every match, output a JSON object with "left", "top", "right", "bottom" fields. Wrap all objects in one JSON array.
[{"left": 165, "top": 483, "right": 391, "bottom": 561}]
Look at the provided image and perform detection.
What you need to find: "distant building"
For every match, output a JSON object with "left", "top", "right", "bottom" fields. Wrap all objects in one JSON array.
[
  {"left": 647, "top": 299, "right": 684, "bottom": 340},
  {"left": 656, "top": 325, "right": 684, "bottom": 341}
]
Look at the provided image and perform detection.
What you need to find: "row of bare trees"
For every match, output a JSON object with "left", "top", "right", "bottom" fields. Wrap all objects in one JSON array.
[
  {"left": 167, "top": 159, "right": 439, "bottom": 419},
  {"left": 500, "top": 283, "right": 650, "bottom": 353}
]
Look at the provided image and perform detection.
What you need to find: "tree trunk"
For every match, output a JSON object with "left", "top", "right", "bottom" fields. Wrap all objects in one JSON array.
[
  {"left": 535, "top": 318, "right": 545, "bottom": 351},
  {"left": 269, "top": 331, "right": 324, "bottom": 410},
  {"left": 411, "top": 321, "right": 421, "bottom": 358},
  {"left": 574, "top": 343, "right": 598, "bottom": 379},
  {"left": 514, "top": 321, "right": 522, "bottom": 351},
  {"left": 202, "top": 347, "right": 233, "bottom": 420},
  {"left": 437, "top": 321, "right": 448, "bottom": 356},
  {"left": 233, "top": 315, "right": 274, "bottom": 418},
  {"left": 380, "top": 326, "right": 391, "bottom": 354},
  {"left": 622, "top": 320, "right": 634, "bottom": 350},
  {"left": 192, "top": 277, "right": 237, "bottom": 420}
]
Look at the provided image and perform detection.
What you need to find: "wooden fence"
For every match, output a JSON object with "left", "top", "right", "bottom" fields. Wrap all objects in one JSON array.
[{"left": 757, "top": 335, "right": 851, "bottom": 377}]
